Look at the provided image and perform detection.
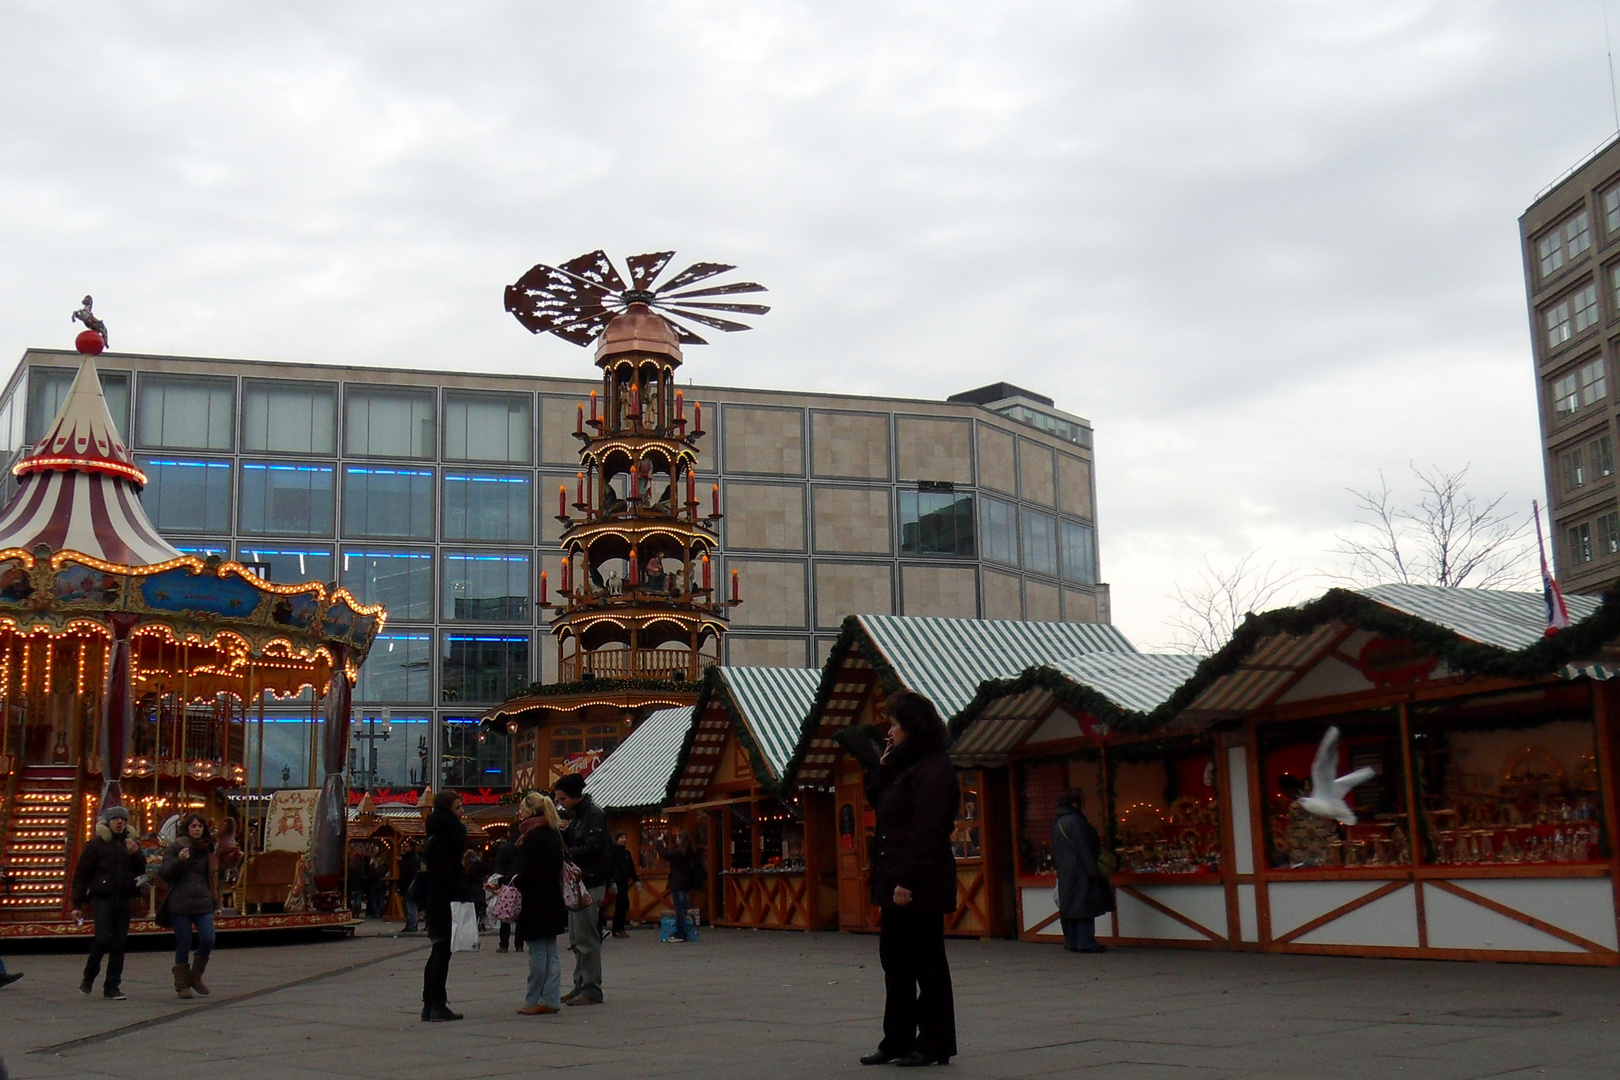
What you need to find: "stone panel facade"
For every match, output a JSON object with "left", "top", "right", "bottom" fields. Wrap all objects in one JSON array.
[
  {"left": 727, "top": 558, "right": 808, "bottom": 629},
  {"left": 723, "top": 482, "right": 806, "bottom": 551},
  {"left": 811, "top": 410, "right": 891, "bottom": 480},
  {"left": 1019, "top": 439, "right": 1056, "bottom": 507},
  {"left": 1057, "top": 452, "right": 1093, "bottom": 519},
  {"left": 900, "top": 564, "right": 978, "bottom": 618},
  {"left": 727, "top": 635, "right": 811, "bottom": 668},
  {"left": 1025, "top": 580, "right": 1061, "bottom": 622},
  {"left": 977, "top": 424, "right": 1017, "bottom": 494},
  {"left": 723, "top": 405, "right": 803, "bottom": 476},
  {"left": 896, "top": 417, "right": 973, "bottom": 484},
  {"left": 812, "top": 486, "right": 892, "bottom": 554},
  {"left": 982, "top": 569, "right": 1022, "bottom": 620},
  {"left": 1063, "top": 587, "right": 1099, "bottom": 623},
  {"left": 814, "top": 561, "right": 894, "bottom": 628}
]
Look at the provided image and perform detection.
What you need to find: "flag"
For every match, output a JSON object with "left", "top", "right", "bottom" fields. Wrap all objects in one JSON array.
[{"left": 1533, "top": 501, "right": 1570, "bottom": 636}]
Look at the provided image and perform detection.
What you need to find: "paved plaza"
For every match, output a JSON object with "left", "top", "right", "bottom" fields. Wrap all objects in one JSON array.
[{"left": 1, "top": 926, "right": 1619, "bottom": 1079}]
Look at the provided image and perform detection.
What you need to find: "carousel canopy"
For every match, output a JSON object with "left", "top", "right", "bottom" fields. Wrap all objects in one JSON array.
[{"left": 0, "top": 357, "right": 181, "bottom": 566}]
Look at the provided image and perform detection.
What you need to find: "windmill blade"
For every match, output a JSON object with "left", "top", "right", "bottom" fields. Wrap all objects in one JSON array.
[
  {"left": 662, "top": 307, "right": 755, "bottom": 333},
  {"left": 626, "top": 251, "right": 676, "bottom": 291},
  {"left": 558, "top": 250, "right": 628, "bottom": 294},
  {"left": 661, "top": 317, "right": 710, "bottom": 346},
  {"left": 671, "top": 301, "right": 771, "bottom": 316},
  {"left": 548, "top": 309, "right": 617, "bottom": 347},
  {"left": 656, "top": 261, "right": 735, "bottom": 293},
  {"left": 664, "top": 281, "right": 768, "bottom": 300}
]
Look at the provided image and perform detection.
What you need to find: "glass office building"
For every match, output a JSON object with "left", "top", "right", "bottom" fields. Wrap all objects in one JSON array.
[{"left": 0, "top": 350, "right": 1105, "bottom": 795}]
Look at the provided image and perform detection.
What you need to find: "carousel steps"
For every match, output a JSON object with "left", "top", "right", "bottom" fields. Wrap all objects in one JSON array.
[{"left": 2, "top": 779, "right": 78, "bottom": 914}]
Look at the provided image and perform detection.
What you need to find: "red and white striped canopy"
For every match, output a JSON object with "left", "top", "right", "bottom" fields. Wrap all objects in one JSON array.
[{"left": 0, "top": 358, "right": 183, "bottom": 567}]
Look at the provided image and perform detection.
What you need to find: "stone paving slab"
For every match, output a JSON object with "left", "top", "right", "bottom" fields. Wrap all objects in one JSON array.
[{"left": 1, "top": 925, "right": 1618, "bottom": 1079}]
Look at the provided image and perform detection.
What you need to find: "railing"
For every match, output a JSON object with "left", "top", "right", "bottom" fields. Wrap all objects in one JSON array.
[{"left": 559, "top": 646, "right": 718, "bottom": 684}]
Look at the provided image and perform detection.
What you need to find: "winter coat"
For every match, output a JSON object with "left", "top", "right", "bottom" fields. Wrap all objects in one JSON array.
[
  {"left": 398, "top": 850, "right": 422, "bottom": 893},
  {"left": 159, "top": 839, "right": 219, "bottom": 916},
  {"left": 560, "top": 795, "right": 613, "bottom": 887},
  {"left": 607, "top": 844, "right": 639, "bottom": 890},
  {"left": 492, "top": 836, "right": 521, "bottom": 884},
  {"left": 421, "top": 806, "right": 468, "bottom": 911},
  {"left": 653, "top": 839, "right": 698, "bottom": 892},
  {"left": 866, "top": 739, "right": 960, "bottom": 914},
  {"left": 71, "top": 826, "right": 147, "bottom": 904},
  {"left": 1053, "top": 807, "right": 1114, "bottom": 919},
  {"left": 512, "top": 817, "right": 569, "bottom": 939}
]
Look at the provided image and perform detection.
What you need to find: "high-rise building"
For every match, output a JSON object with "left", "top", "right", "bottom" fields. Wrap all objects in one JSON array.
[
  {"left": 1522, "top": 136, "right": 1620, "bottom": 592},
  {"left": 0, "top": 347, "right": 1105, "bottom": 795}
]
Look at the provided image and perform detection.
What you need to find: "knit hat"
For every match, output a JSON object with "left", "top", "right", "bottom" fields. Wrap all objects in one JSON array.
[
  {"left": 100, "top": 805, "right": 130, "bottom": 824},
  {"left": 554, "top": 773, "right": 586, "bottom": 799}
]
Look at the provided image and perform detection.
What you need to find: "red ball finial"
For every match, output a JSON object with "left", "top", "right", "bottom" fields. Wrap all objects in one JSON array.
[{"left": 75, "top": 329, "right": 105, "bottom": 356}]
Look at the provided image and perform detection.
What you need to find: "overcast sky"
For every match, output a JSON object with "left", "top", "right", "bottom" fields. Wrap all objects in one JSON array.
[{"left": 1, "top": 2, "right": 1616, "bottom": 649}]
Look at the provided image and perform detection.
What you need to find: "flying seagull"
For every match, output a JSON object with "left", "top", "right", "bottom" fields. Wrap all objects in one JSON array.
[{"left": 1297, "top": 726, "right": 1376, "bottom": 825}]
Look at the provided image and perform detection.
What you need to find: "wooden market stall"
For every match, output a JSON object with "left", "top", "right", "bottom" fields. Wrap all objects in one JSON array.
[{"left": 664, "top": 665, "right": 832, "bottom": 931}]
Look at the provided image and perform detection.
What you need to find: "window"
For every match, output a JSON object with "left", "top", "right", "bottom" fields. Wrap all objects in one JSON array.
[
  {"left": 441, "top": 633, "right": 529, "bottom": 703},
  {"left": 441, "top": 719, "right": 511, "bottom": 788},
  {"left": 136, "top": 374, "right": 234, "bottom": 450},
  {"left": 0, "top": 386, "right": 25, "bottom": 457},
  {"left": 341, "top": 548, "right": 434, "bottom": 621},
  {"left": 443, "top": 472, "right": 533, "bottom": 543},
  {"left": 1020, "top": 507, "right": 1058, "bottom": 576},
  {"left": 1553, "top": 372, "right": 1580, "bottom": 418},
  {"left": 1570, "top": 521, "right": 1594, "bottom": 564},
  {"left": 1560, "top": 445, "right": 1588, "bottom": 493},
  {"left": 992, "top": 404, "right": 1092, "bottom": 448},
  {"left": 1607, "top": 186, "right": 1620, "bottom": 234},
  {"left": 1538, "top": 209, "right": 1592, "bottom": 279},
  {"left": 1261, "top": 710, "right": 1408, "bottom": 870},
  {"left": 138, "top": 457, "right": 232, "bottom": 533},
  {"left": 342, "top": 466, "right": 434, "bottom": 539},
  {"left": 173, "top": 542, "right": 230, "bottom": 559},
  {"left": 239, "top": 462, "right": 335, "bottom": 535},
  {"left": 1595, "top": 433, "right": 1616, "bottom": 480},
  {"left": 1545, "top": 299, "right": 1574, "bottom": 348},
  {"left": 1538, "top": 230, "right": 1565, "bottom": 278},
  {"left": 24, "top": 367, "right": 129, "bottom": 445},
  {"left": 444, "top": 391, "right": 531, "bottom": 463},
  {"left": 899, "top": 491, "right": 975, "bottom": 556},
  {"left": 1574, "top": 283, "right": 1601, "bottom": 334},
  {"left": 354, "top": 633, "right": 433, "bottom": 703},
  {"left": 242, "top": 380, "right": 337, "bottom": 455},
  {"left": 1059, "top": 520, "right": 1097, "bottom": 584},
  {"left": 1610, "top": 264, "right": 1620, "bottom": 314},
  {"left": 235, "top": 545, "right": 333, "bottom": 584},
  {"left": 345, "top": 386, "right": 435, "bottom": 458},
  {"left": 1581, "top": 357, "right": 1608, "bottom": 406},
  {"left": 1568, "top": 209, "right": 1593, "bottom": 258},
  {"left": 245, "top": 709, "right": 320, "bottom": 790},
  {"left": 350, "top": 715, "right": 430, "bottom": 789},
  {"left": 442, "top": 552, "right": 531, "bottom": 621},
  {"left": 981, "top": 496, "right": 1018, "bottom": 566},
  {"left": 1602, "top": 512, "right": 1620, "bottom": 558}
]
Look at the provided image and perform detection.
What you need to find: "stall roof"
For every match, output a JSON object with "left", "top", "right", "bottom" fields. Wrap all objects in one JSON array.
[
  {"left": 709, "top": 666, "right": 822, "bottom": 780},
  {"left": 586, "top": 705, "right": 693, "bottom": 813},
  {"left": 1356, "top": 583, "right": 1601, "bottom": 651}
]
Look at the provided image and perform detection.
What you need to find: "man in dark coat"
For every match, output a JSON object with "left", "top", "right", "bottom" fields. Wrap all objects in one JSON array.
[
  {"left": 860, "top": 691, "right": 960, "bottom": 1068},
  {"left": 398, "top": 842, "right": 423, "bottom": 933},
  {"left": 71, "top": 805, "right": 147, "bottom": 999},
  {"left": 420, "top": 791, "right": 468, "bottom": 1022},
  {"left": 554, "top": 772, "right": 612, "bottom": 1005},
  {"left": 599, "top": 833, "right": 640, "bottom": 939},
  {"left": 492, "top": 825, "right": 525, "bottom": 953},
  {"left": 1053, "top": 789, "right": 1113, "bottom": 953}
]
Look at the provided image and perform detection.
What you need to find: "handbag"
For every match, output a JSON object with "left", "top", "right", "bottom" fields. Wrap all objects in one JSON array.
[
  {"left": 490, "top": 883, "right": 522, "bottom": 922},
  {"left": 449, "top": 900, "right": 480, "bottom": 951},
  {"left": 154, "top": 891, "right": 172, "bottom": 929},
  {"left": 560, "top": 859, "right": 592, "bottom": 911}
]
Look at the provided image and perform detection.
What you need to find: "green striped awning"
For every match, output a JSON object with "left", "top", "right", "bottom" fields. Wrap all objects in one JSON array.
[
  {"left": 585, "top": 706, "right": 694, "bottom": 813},
  {"left": 715, "top": 666, "right": 823, "bottom": 781},
  {"left": 1355, "top": 583, "right": 1602, "bottom": 651},
  {"left": 1049, "top": 652, "right": 1204, "bottom": 713}
]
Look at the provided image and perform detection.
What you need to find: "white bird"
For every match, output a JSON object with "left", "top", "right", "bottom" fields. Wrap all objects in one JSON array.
[{"left": 1297, "top": 726, "right": 1377, "bottom": 825}]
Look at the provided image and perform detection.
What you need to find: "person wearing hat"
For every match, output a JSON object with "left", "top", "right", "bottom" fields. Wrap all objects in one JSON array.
[{"left": 71, "top": 805, "right": 148, "bottom": 1000}]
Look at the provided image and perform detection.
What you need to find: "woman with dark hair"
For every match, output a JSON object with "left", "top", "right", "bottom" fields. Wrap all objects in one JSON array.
[
  {"left": 652, "top": 829, "right": 698, "bottom": 942},
  {"left": 159, "top": 813, "right": 219, "bottom": 998},
  {"left": 421, "top": 790, "right": 468, "bottom": 1021},
  {"left": 859, "top": 690, "right": 959, "bottom": 1068},
  {"left": 1053, "top": 788, "right": 1113, "bottom": 954}
]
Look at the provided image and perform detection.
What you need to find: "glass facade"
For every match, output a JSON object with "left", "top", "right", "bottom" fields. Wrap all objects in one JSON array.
[
  {"left": 441, "top": 633, "right": 529, "bottom": 704},
  {"left": 982, "top": 496, "right": 1018, "bottom": 566},
  {"left": 239, "top": 461, "right": 335, "bottom": 535},
  {"left": 348, "top": 715, "right": 432, "bottom": 790},
  {"left": 137, "top": 374, "right": 234, "bottom": 450},
  {"left": 139, "top": 457, "right": 233, "bottom": 533},
  {"left": 442, "top": 552, "right": 531, "bottom": 621},
  {"left": 242, "top": 379, "right": 337, "bottom": 455},
  {"left": 443, "top": 471, "right": 532, "bottom": 543},
  {"left": 341, "top": 547, "right": 434, "bottom": 621},
  {"left": 441, "top": 718, "right": 512, "bottom": 788},
  {"left": 345, "top": 386, "right": 435, "bottom": 458},
  {"left": 236, "top": 543, "right": 333, "bottom": 585},
  {"left": 343, "top": 465, "right": 435, "bottom": 538},
  {"left": 1059, "top": 520, "right": 1096, "bottom": 584},
  {"left": 899, "top": 491, "right": 976, "bottom": 557},
  {"left": 354, "top": 632, "right": 434, "bottom": 703},
  {"left": 444, "top": 391, "right": 531, "bottom": 463},
  {"left": 1021, "top": 507, "right": 1058, "bottom": 577}
]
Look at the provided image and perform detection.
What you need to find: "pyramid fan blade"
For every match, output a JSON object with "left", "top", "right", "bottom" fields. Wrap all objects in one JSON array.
[
  {"left": 664, "top": 281, "right": 768, "bottom": 299},
  {"left": 626, "top": 251, "right": 676, "bottom": 291},
  {"left": 550, "top": 310, "right": 616, "bottom": 347},
  {"left": 655, "top": 261, "right": 735, "bottom": 293},
  {"left": 671, "top": 301, "right": 771, "bottom": 316},
  {"left": 662, "top": 307, "right": 754, "bottom": 333},
  {"left": 558, "top": 250, "right": 627, "bottom": 294},
  {"left": 661, "top": 316, "right": 710, "bottom": 346}
]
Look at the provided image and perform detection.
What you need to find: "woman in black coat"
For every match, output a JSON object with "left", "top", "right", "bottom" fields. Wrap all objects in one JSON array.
[
  {"left": 159, "top": 813, "right": 219, "bottom": 999},
  {"left": 1053, "top": 788, "right": 1113, "bottom": 953},
  {"left": 421, "top": 790, "right": 467, "bottom": 1022},
  {"left": 860, "top": 691, "right": 959, "bottom": 1068},
  {"left": 511, "top": 792, "right": 569, "bottom": 1015}
]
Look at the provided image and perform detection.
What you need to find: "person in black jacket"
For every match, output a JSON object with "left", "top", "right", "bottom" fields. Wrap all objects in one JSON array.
[
  {"left": 859, "top": 691, "right": 959, "bottom": 1068},
  {"left": 652, "top": 830, "right": 698, "bottom": 942},
  {"left": 398, "top": 842, "right": 423, "bottom": 933},
  {"left": 420, "top": 791, "right": 468, "bottom": 1022},
  {"left": 158, "top": 814, "right": 220, "bottom": 999},
  {"left": 1053, "top": 789, "right": 1113, "bottom": 953},
  {"left": 71, "top": 805, "right": 147, "bottom": 1000},
  {"left": 512, "top": 792, "right": 569, "bottom": 1014},
  {"left": 599, "top": 833, "right": 640, "bottom": 939},
  {"left": 492, "top": 812, "right": 527, "bottom": 953},
  {"left": 553, "top": 772, "right": 611, "bottom": 1005}
]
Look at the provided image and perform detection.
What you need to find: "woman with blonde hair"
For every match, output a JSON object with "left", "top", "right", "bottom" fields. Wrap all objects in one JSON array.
[{"left": 512, "top": 792, "right": 569, "bottom": 1015}]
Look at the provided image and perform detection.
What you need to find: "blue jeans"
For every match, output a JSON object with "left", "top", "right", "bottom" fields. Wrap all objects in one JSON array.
[
  {"left": 671, "top": 888, "right": 691, "bottom": 938},
  {"left": 525, "top": 935, "right": 561, "bottom": 1008},
  {"left": 404, "top": 897, "right": 419, "bottom": 932},
  {"left": 174, "top": 911, "right": 216, "bottom": 965},
  {"left": 1061, "top": 917, "right": 1097, "bottom": 950}
]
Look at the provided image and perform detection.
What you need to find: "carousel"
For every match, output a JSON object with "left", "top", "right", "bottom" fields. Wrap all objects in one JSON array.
[
  {"left": 482, "top": 252, "right": 759, "bottom": 792},
  {"left": 0, "top": 320, "right": 384, "bottom": 939}
]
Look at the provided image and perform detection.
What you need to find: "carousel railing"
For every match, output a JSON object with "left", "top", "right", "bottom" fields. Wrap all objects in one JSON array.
[{"left": 559, "top": 646, "right": 718, "bottom": 683}]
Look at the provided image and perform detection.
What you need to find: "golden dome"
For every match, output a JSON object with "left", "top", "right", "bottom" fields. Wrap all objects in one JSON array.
[{"left": 595, "top": 304, "right": 683, "bottom": 365}]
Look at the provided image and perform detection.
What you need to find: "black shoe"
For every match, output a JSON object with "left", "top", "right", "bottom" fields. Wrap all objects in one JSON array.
[
  {"left": 894, "top": 1051, "right": 949, "bottom": 1067},
  {"left": 421, "top": 1004, "right": 432, "bottom": 1021},
  {"left": 79, "top": 980, "right": 94, "bottom": 996},
  {"left": 0, "top": 972, "right": 22, "bottom": 989},
  {"left": 104, "top": 987, "right": 127, "bottom": 1000},
  {"left": 861, "top": 1050, "right": 902, "bottom": 1065},
  {"left": 1078, "top": 944, "right": 1107, "bottom": 953},
  {"left": 427, "top": 1004, "right": 463, "bottom": 1021}
]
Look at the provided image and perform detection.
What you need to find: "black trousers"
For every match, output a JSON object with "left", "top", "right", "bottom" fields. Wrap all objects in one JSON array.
[
  {"left": 422, "top": 900, "right": 453, "bottom": 1007},
  {"left": 598, "top": 886, "right": 632, "bottom": 934},
  {"left": 83, "top": 896, "right": 132, "bottom": 991},
  {"left": 878, "top": 907, "right": 957, "bottom": 1061}
]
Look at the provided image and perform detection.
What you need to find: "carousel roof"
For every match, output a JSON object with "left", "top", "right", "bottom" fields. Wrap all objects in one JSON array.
[{"left": 0, "top": 356, "right": 182, "bottom": 567}]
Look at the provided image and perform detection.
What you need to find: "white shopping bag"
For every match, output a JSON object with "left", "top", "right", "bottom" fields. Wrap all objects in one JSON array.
[{"left": 449, "top": 901, "right": 480, "bottom": 952}]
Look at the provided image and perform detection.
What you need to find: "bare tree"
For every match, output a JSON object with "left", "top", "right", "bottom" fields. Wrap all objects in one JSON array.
[
  {"left": 1166, "top": 551, "right": 1302, "bottom": 656},
  {"left": 1334, "top": 464, "right": 1534, "bottom": 590}
]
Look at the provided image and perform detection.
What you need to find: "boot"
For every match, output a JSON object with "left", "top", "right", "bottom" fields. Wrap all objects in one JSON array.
[
  {"left": 188, "top": 955, "right": 211, "bottom": 996},
  {"left": 172, "top": 964, "right": 193, "bottom": 999}
]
